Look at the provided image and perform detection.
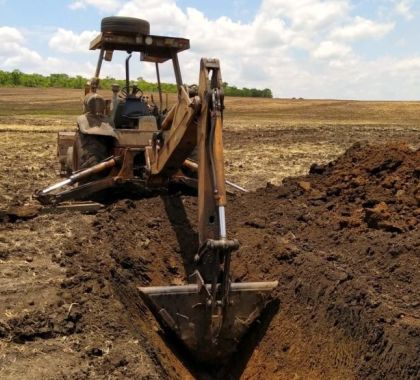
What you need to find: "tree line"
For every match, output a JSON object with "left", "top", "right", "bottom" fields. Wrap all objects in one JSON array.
[{"left": 0, "top": 70, "right": 273, "bottom": 98}]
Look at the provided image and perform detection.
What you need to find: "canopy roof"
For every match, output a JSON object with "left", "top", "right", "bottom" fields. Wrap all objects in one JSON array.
[{"left": 90, "top": 32, "right": 190, "bottom": 63}]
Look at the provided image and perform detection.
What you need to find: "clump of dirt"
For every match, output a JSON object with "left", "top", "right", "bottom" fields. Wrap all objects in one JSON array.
[
  {"left": 1, "top": 143, "right": 418, "bottom": 379},
  {"left": 0, "top": 204, "right": 41, "bottom": 223}
]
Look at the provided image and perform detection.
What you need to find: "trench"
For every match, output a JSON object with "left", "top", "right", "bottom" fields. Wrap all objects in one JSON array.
[
  {"left": 104, "top": 195, "right": 282, "bottom": 379},
  {"left": 85, "top": 143, "right": 419, "bottom": 379}
]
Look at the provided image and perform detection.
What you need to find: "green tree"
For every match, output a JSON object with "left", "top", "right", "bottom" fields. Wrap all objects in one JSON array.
[{"left": 0, "top": 70, "right": 274, "bottom": 98}]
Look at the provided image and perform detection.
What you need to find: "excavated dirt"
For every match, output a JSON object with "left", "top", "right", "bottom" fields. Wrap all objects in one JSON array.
[{"left": 2, "top": 142, "right": 418, "bottom": 379}]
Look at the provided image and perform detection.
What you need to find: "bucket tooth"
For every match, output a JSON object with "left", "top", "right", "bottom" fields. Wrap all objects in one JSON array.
[{"left": 139, "top": 281, "right": 278, "bottom": 363}]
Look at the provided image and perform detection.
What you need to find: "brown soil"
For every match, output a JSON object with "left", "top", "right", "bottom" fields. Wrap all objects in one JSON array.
[
  {"left": 1, "top": 89, "right": 419, "bottom": 379},
  {"left": 229, "top": 142, "right": 420, "bottom": 379},
  {"left": 1, "top": 142, "right": 418, "bottom": 379}
]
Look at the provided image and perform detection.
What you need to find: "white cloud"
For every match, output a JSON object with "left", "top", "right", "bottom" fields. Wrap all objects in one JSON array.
[
  {"left": 394, "top": 57, "right": 420, "bottom": 70},
  {"left": 5, "top": 1, "right": 420, "bottom": 99},
  {"left": 0, "top": 27, "right": 40, "bottom": 67},
  {"left": 252, "top": 14, "right": 294, "bottom": 47},
  {"left": 49, "top": 28, "right": 98, "bottom": 53},
  {"left": 69, "top": 1, "right": 84, "bottom": 10},
  {"left": 259, "top": 0, "right": 350, "bottom": 30},
  {"left": 330, "top": 16, "right": 394, "bottom": 41},
  {"left": 114, "top": 0, "right": 297, "bottom": 86},
  {"left": 0, "top": 26, "right": 24, "bottom": 45},
  {"left": 310, "top": 55, "right": 420, "bottom": 100},
  {"left": 56, "top": 0, "right": 411, "bottom": 99},
  {"left": 69, "top": 0, "right": 121, "bottom": 12},
  {"left": 394, "top": 0, "right": 414, "bottom": 20},
  {"left": 183, "top": 8, "right": 252, "bottom": 54},
  {"left": 3, "top": 47, "right": 42, "bottom": 66},
  {"left": 312, "top": 40, "right": 351, "bottom": 60},
  {"left": 0, "top": 26, "right": 83, "bottom": 75}
]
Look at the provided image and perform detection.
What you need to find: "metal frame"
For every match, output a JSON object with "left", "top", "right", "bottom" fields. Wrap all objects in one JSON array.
[{"left": 91, "top": 31, "right": 189, "bottom": 108}]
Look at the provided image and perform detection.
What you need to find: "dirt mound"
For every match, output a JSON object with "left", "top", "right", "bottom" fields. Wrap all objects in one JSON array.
[
  {"left": 1, "top": 143, "right": 419, "bottom": 379},
  {"left": 61, "top": 142, "right": 417, "bottom": 379},
  {"left": 226, "top": 142, "right": 419, "bottom": 379}
]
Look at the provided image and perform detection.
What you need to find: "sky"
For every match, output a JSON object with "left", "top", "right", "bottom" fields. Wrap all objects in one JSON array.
[{"left": 1, "top": 0, "right": 420, "bottom": 100}]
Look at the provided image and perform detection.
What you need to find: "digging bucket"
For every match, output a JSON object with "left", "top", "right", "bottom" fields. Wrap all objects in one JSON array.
[{"left": 138, "top": 280, "right": 278, "bottom": 363}]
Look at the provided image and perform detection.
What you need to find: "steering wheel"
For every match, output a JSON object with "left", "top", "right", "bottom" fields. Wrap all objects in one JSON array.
[{"left": 119, "top": 85, "right": 143, "bottom": 99}]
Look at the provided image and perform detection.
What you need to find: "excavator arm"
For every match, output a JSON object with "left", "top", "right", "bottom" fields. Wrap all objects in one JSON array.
[
  {"left": 148, "top": 59, "right": 231, "bottom": 244},
  {"left": 147, "top": 84, "right": 201, "bottom": 178},
  {"left": 139, "top": 59, "right": 278, "bottom": 363}
]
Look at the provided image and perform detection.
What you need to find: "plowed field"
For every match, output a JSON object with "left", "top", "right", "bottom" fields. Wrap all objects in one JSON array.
[{"left": 0, "top": 88, "right": 419, "bottom": 379}]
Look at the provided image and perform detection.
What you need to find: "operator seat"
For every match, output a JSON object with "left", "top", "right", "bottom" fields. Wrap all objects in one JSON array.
[
  {"left": 78, "top": 93, "right": 116, "bottom": 138},
  {"left": 114, "top": 97, "right": 151, "bottom": 129},
  {"left": 74, "top": 93, "right": 116, "bottom": 174}
]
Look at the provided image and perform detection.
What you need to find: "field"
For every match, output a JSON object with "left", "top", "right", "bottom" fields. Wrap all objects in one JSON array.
[{"left": 0, "top": 87, "right": 419, "bottom": 379}]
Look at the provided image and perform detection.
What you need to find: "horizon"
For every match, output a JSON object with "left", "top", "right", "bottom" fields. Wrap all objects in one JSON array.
[
  {"left": 0, "top": 1, "right": 420, "bottom": 101},
  {"left": 3, "top": 82, "right": 420, "bottom": 103}
]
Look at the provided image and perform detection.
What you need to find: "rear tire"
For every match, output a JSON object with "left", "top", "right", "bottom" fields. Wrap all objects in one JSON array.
[
  {"left": 101, "top": 17, "right": 150, "bottom": 35},
  {"left": 74, "top": 132, "right": 111, "bottom": 173}
]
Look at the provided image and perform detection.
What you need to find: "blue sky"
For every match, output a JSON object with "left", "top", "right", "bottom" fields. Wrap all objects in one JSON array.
[{"left": 1, "top": 0, "right": 420, "bottom": 100}]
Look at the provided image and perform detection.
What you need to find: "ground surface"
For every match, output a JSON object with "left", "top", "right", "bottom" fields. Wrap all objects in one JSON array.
[{"left": 0, "top": 88, "right": 419, "bottom": 379}]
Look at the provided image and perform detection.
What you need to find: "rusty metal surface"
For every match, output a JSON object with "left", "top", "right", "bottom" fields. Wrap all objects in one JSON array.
[
  {"left": 139, "top": 280, "right": 278, "bottom": 363},
  {"left": 57, "top": 131, "right": 76, "bottom": 176},
  {"left": 113, "top": 149, "right": 137, "bottom": 179},
  {"left": 149, "top": 86, "right": 201, "bottom": 177},
  {"left": 114, "top": 129, "right": 155, "bottom": 147},
  {"left": 90, "top": 33, "right": 190, "bottom": 63},
  {"left": 77, "top": 114, "right": 117, "bottom": 137},
  {"left": 41, "top": 202, "right": 104, "bottom": 214},
  {"left": 37, "top": 176, "right": 117, "bottom": 205},
  {"left": 197, "top": 58, "right": 225, "bottom": 244}
]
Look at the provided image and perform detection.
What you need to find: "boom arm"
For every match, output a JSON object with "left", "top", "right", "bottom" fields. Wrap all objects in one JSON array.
[
  {"left": 197, "top": 58, "right": 227, "bottom": 244},
  {"left": 141, "top": 60, "right": 277, "bottom": 364},
  {"left": 148, "top": 59, "right": 230, "bottom": 245},
  {"left": 147, "top": 58, "right": 240, "bottom": 336}
]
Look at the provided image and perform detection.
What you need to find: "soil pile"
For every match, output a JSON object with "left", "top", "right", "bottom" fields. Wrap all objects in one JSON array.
[
  {"left": 1, "top": 142, "right": 418, "bottom": 379},
  {"left": 227, "top": 142, "right": 419, "bottom": 379}
]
